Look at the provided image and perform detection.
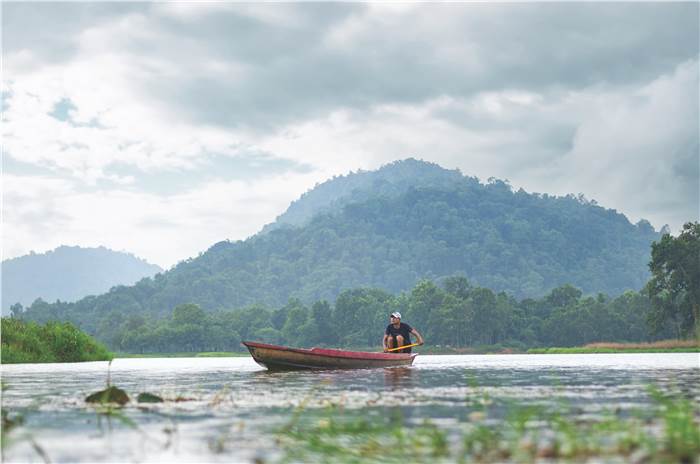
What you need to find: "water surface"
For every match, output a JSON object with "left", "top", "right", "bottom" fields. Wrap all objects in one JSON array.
[{"left": 2, "top": 353, "right": 698, "bottom": 462}]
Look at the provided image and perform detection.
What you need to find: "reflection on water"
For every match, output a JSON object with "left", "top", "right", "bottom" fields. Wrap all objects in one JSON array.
[
  {"left": 1, "top": 353, "right": 698, "bottom": 462},
  {"left": 384, "top": 367, "right": 416, "bottom": 391}
]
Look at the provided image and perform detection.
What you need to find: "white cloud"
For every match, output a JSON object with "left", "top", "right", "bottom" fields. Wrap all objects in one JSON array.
[{"left": 2, "top": 48, "right": 250, "bottom": 182}]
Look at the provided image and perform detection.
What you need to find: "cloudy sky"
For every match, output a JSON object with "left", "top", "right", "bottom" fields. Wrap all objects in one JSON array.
[{"left": 2, "top": 2, "right": 698, "bottom": 268}]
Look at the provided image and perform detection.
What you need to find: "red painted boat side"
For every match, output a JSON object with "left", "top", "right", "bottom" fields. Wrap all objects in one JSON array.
[{"left": 242, "top": 341, "right": 417, "bottom": 370}]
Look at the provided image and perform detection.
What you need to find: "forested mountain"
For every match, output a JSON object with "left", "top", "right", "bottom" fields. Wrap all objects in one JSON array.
[
  {"left": 16, "top": 159, "right": 661, "bottom": 329},
  {"left": 1, "top": 246, "right": 162, "bottom": 311},
  {"left": 261, "top": 159, "right": 465, "bottom": 233}
]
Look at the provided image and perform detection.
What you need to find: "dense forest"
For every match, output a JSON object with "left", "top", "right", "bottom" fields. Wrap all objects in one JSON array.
[
  {"left": 261, "top": 158, "right": 466, "bottom": 233},
  {"left": 8, "top": 160, "right": 661, "bottom": 328},
  {"left": 1, "top": 245, "right": 162, "bottom": 310},
  {"left": 7, "top": 222, "right": 699, "bottom": 354}
]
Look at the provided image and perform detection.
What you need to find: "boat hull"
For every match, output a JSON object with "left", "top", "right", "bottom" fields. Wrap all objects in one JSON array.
[{"left": 242, "top": 341, "right": 417, "bottom": 370}]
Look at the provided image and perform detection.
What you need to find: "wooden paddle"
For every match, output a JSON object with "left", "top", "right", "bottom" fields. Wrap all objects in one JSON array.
[{"left": 385, "top": 343, "right": 420, "bottom": 352}]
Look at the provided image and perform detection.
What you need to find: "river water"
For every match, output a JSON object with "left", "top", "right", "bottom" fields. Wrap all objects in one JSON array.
[{"left": 2, "top": 353, "right": 698, "bottom": 462}]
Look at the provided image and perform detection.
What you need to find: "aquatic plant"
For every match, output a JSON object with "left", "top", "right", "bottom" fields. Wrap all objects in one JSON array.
[
  {"left": 137, "top": 392, "right": 164, "bottom": 403},
  {"left": 1, "top": 384, "right": 50, "bottom": 463},
  {"left": 279, "top": 406, "right": 450, "bottom": 463},
  {"left": 85, "top": 386, "right": 130, "bottom": 405},
  {"left": 649, "top": 386, "right": 700, "bottom": 463},
  {"left": 275, "top": 385, "right": 700, "bottom": 463}
]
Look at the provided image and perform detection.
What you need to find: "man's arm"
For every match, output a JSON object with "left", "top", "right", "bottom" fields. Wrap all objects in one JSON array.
[
  {"left": 382, "top": 334, "right": 390, "bottom": 352},
  {"left": 410, "top": 328, "right": 424, "bottom": 345}
]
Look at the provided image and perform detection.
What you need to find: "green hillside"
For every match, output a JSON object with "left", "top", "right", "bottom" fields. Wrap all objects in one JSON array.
[{"left": 18, "top": 160, "right": 660, "bottom": 333}]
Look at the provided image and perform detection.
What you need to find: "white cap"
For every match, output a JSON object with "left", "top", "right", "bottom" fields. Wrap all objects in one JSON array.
[{"left": 390, "top": 312, "right": 402, "bottom": 319}]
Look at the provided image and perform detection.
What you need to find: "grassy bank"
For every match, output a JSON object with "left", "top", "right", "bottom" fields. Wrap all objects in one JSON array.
[
  {"left": 112, "top": 339, "right": 700, "bottom": 358},
  {"left": 528, "top": 339, "right": 700, "bottom": 354},
  {"left": 1, "top": 318, "right": 113, "bottom": 363}
]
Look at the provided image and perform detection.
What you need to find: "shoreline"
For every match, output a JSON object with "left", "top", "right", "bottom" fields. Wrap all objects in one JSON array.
[
  {"left": 3, "top": 347, "right": 697, "bottom": 363},
  {"left": 114, "top": 342, "right": 700, "bottom": 359}
]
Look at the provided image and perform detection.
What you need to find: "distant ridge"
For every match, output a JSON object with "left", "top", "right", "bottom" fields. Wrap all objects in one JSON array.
[{"left": 1, "top": 246, "right": 162, "bottom": 310}]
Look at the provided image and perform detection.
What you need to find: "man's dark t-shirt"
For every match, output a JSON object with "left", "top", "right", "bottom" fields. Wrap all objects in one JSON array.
[{"left": 385, "top": 322, "right": 413, "bottom": 352}]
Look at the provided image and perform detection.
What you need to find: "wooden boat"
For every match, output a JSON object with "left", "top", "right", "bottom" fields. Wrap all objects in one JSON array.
[{"left": 242, "top": 341, "right": 417, "bottom": 370}]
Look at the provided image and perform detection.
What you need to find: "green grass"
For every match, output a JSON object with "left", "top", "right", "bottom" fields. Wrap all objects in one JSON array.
[
  {"left": 529, "top": 339, "right": 700, "bottom": 354},
  {"left": 528, "top": 347, "right": 700, "bottom": 354}
]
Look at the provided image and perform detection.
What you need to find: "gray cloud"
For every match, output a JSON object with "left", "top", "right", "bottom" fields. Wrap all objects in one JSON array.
[
  {"left": 2, "top": 3, "right": 148, "bottom": 66},
  {"left": 137, "top": 3, "right": 698, "bottom": 129},
  {"left": 5, "top": 3, "right": 696, "bottom": 130}
]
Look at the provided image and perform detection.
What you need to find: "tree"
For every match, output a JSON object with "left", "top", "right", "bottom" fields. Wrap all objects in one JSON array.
[
  {"left": 426, "top": 294, "right": 468, "bottom": 346},
  {"left": 332, "top": 288, "right": 392, "bottom": 347},
  {"left": 545, "top": 285, "right": 582, "bottom": 309},
  {"left": 441, "top": 276, "right": 472, "bottom": 300},
  {"left": 9, "top": 303, "right": 23, "bottom": 318},
  {"left": 310, "top": 300, "right": 336, "bottom": 345},
  {"left": 646, "top": 222, "right": 699, "bottom": 337},
  {"left": 469, "top": 288, "right": 498, "bottom": 345},
  {"left": 230, "top": 305, "right": 272, "bottom": 342},
  {"left": 172, "top": 304, "right": 207, "bottom": 326},
  {"left": 407, "top": 280, "right": 445, "bottom": 331},
  {"left": 97, "top": 310, "right": 126, "bottom": 349},
  {"left": 281, "top": 305, "right": 309, "bottom": 346},
  {"left": 253, "top": 327, "right": 282, "bottom": 344}
]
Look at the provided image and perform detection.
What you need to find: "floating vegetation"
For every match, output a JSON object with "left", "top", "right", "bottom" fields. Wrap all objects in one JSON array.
[
  {"left": 275, "top": 387, "right": 700, "bottom": 463},
  {"left": 85, "top": 386, "right": 130, "bottom": 405},
  {"left": 136, "top": 392, "right": 164, "bottom": 403},
  {"left": 278, "top": 406, "right": 449, "bottom": 463}
]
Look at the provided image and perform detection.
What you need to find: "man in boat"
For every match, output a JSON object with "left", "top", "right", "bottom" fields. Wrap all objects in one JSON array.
[{"left": 383, "top": 312, "right": 424, "bottom": 353}]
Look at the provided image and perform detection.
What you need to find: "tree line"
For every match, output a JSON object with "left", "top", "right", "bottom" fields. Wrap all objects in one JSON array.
[{"left": 54, "top": 275, "right": 684, "bottom": 354}]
